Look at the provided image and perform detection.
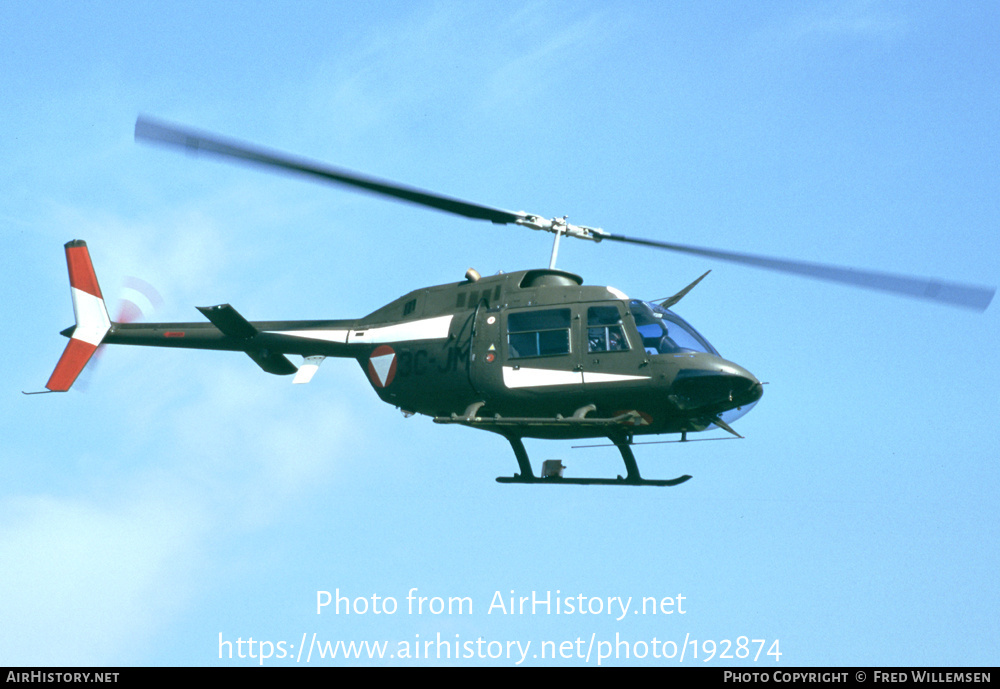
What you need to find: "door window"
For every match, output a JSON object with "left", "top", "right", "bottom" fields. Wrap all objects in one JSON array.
[
  {"left": 587, "top": 305, "right": 630, "bottom": 353},
  {"left": 507, "top": 308, "right": 571, "bottom": 359}
]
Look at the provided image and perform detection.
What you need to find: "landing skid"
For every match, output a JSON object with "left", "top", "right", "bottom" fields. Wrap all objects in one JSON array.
[
  {"left": 497, "top": 432, "right": 691, "bottom": 487},
  {"left": 496, "top": 475, "right": 692, "bottom": 487}
]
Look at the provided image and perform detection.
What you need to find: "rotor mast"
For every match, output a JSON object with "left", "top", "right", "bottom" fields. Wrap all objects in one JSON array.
[{"left": 549, "top": 224, "right": 563, "bottom": 270}]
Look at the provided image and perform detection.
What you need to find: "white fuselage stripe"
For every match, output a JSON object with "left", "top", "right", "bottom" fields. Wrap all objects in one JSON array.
[
  {"left": 502, "top": 366, "right": 650, "bottom": 389},
  {"left": 503, "top": 367, "right": 582, "bottom": 388},
  {"left": 269, "top": 314, "right": 453, "bottom": 345},
  {"left": 581, "top": 371, "right": 649, "bottom": 384},
  {"left": 269, "top": 329, "right": 350, "bottom": 343}
]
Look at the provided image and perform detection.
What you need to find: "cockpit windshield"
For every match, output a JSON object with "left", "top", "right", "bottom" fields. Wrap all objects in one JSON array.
[{"left": 628, "top": 300, "right": 719, "bottom": 356}]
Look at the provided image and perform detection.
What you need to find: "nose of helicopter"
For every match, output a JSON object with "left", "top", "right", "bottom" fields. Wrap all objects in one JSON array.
[{"left": 670, "top": 360, "right": 763, "bottom": 415}]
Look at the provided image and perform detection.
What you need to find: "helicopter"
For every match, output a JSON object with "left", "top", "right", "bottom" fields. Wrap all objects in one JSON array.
[{"left": 32, "top": 117, "right": 996, "bottom": 487}]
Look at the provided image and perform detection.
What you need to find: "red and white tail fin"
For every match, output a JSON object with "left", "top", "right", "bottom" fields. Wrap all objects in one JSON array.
[{"left": 44, "top": 240, "right": 112, "bottom": 392}]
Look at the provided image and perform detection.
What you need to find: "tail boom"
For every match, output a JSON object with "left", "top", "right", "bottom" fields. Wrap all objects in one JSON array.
[{"left": 37, "top": 241, "right": 407, "bottom": 390}]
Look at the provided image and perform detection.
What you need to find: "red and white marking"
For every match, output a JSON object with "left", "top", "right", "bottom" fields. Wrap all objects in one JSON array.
[
  {"left": 367, "top": 345, "right": 397, "bottom": 388},
  {"left": 45, "top": 241, "right": 111, "bottom": 392}
]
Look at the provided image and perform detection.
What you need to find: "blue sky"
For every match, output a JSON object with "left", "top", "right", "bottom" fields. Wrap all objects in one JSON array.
[{"left": 2, "top": 1, "right": 997, "bottom": 666}]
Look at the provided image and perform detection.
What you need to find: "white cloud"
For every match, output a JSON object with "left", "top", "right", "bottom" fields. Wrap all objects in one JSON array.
[
  {"left": 0, "top": 491, "right": 204, "bottom": 664},
  {"left": 475, "top": 8, "right": 611, "bottom": 111},
  {"left": 783, "top": 0, "right": 908, "bottom": 43}
]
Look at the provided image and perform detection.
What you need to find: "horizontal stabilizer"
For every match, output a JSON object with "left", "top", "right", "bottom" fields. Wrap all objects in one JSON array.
[
  {"left": 197, "top": 304, "right": 297, "bottom": 375},
  {"left": 246, "top": 348, "right": 298, "bottom": 375},
  {"left": 196, "top": 304, "right": 258, "bottom": 339}
]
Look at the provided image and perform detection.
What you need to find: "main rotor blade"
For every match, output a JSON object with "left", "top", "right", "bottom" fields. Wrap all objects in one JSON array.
[
  {"left": 135, "top": 116, "right": 524, "bottom": 225},
  {"left": 603, "top": 233, "right": 995, "bottom": 311},
  {"left": 135, "top": 116, "right": 994, "bottom": 311}
]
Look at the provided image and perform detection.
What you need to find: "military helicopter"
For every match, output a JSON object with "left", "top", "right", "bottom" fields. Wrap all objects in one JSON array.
[{"left": 32, "top": 117, "right": 996, "bottom": 487}]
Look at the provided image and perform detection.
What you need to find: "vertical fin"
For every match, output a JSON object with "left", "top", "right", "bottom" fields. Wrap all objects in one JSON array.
[{"left": 44, "top": 241, "right": 112, "bottom": 392}]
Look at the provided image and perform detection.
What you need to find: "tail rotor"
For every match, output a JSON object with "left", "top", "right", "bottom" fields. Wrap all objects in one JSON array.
[{"left": 74, "top": 275, "right": 163, "bottom": 391}]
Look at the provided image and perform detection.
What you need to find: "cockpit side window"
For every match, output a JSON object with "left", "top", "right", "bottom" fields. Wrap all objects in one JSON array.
[
  {"left": 507, "top": 308, "right": 571, "bottom": 359},
  {"left": 587, "top": 305, "right": 630, "bottom": 353}
]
